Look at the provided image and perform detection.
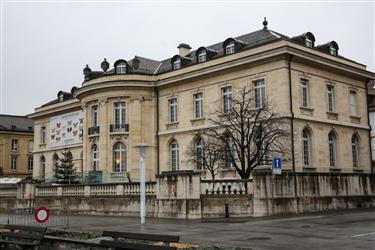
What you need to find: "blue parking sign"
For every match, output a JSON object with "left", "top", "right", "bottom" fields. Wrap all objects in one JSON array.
[{"left": 273, "top": 158, "right": 282, "bottom": 175}]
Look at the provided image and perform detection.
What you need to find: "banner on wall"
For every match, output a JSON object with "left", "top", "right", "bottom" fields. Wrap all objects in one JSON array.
[{"left": 50, "top": 111, "right": 83, "bottom": 148}]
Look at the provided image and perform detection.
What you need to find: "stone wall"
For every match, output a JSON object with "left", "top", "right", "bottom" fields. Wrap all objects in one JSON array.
[
  {"left": 1, "top": 172, "right": 374, "bottom": 219},
  {"left": 252, "top": 172, "right": 375, "bottom": 217}
]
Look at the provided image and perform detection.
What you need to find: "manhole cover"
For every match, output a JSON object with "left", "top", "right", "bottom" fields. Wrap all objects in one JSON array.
[{"left": 247, "top": 237, "right": 272, "bottom": 241}]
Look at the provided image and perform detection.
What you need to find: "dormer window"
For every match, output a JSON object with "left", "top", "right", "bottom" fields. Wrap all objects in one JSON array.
[
  {"left": 305, "top": 36, "right": 313, "bottom": 48},
  {"left": 58, "top": 93, "right": 64, "bottom": 102},
  {"left": 173, "top": 57, "right": 181, "bottom": 70},
  {"left": 198, "top": 50, "right": 207, "bottom": 63},
  {"left": 226, "top": 41, "right": 235, "bottom": 55},
  {"left": 330, "top": 44, "right": 337, "bottom": 55},
  {"left": 116, "top": 62, "right": 127, "bottom": 74}
]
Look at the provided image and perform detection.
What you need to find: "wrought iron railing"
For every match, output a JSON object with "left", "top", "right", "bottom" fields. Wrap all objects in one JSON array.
[
  {"left": 88, "top": 126, "right": 100, "bottom": 135},
  {"left": 110, "top": 123, "right": 129, "bottom": 133}
]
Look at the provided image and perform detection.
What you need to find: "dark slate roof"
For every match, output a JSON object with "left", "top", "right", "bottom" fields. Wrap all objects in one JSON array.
[
  {"left": 0, "top": 114, "right": 34, "bottom": 133},
  {"left": 155, "top": 29, "right": 287, "bottom": 74}
]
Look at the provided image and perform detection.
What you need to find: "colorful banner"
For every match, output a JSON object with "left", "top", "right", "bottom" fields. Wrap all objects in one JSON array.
[{"left": 50, "top": 111, "right": 83, "bottom": 147}]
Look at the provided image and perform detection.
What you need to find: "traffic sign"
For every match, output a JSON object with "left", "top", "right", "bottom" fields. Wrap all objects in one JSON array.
[
  {"left": 273, "top": 158, "right": 282, "bottom": 175},
  {"left": 35, "top": 207, "right": 49, "bottom": 223}
]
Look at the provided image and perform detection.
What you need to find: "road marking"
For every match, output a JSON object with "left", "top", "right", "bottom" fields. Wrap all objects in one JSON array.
[{"left": 352, "top": 232, "right": 375, "bottom": 238}]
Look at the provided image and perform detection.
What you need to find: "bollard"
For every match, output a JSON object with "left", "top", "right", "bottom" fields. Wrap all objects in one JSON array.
[{"left": 225, "top": 203, "right": 229, "bottom": 218}]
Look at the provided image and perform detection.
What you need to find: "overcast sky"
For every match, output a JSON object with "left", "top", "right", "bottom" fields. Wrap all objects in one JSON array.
[{"left": 1, "top": 0, "right": 374, "bottom": 116}]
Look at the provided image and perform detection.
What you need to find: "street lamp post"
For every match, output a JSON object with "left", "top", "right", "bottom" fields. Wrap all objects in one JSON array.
[{"left": 134, "top": 144, "right": 150, "bottom": 224}]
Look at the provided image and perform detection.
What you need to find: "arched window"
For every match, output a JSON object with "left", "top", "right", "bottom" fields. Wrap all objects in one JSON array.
[
  {"left": 351, "top": 135, "right": 359, "bottom": 168},
  {"left": 170, "top": 140, "right": 179, "bottom": 171},
  {"left": 196, "top": 137, "right": 204, "bottom": 169},
  {"left": 302, "top": 128, "right": 311, "bottom": 166},
  {"left": 40, "top": 156, "right": 46, "bottom": 181},
  {"left": 173, "top": 57, "right": 181, "bottom": 70},
  {"left": 91, "top": 144, "right": 99, "bottom": 171},
  {"left": 328, "top": 132, "right": 336, "bottom": 167},
  {"left": 197, "top": 50, "right": 207, "bottom": 63},
  {"left": 113, "top": 142, "right": 126, "bottom": 172},
  {"left": 225, "top": 41, "right": 235, "bottom": 55},
  {"left": 116, "top": 62, "right": 127, "bottom": 74}
]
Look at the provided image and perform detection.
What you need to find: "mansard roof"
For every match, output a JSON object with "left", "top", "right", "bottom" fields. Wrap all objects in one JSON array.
[{"left": 0, "top": 114, "right": 34, "bottom": 133}]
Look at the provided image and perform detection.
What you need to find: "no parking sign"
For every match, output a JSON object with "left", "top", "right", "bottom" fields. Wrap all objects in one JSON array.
[{"left": 34, "top": 207, "right": 49, "bottom": 223}]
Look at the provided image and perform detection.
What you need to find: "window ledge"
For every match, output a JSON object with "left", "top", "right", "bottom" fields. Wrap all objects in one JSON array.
[
  {"left": 300, "top": 106, "right": 314, "bottom": 111},
  {"left": 350, "top": 115, "right": 361, "bottom": 119},
  {"left": 39, "top": 143, "right": 46, "bottom": 147},
  {"left": 88, "top": 133, "right": 100, "bottom": 137},
  {"left": 329, "top": 167, "right": 341, "bottom": 172},
  {"left": 303, "top": 166, "right": 316, "bottom": 171},
  {"left": 221, "top": 167, "right": 236, "bottom": 172},
  {"left": 109, "top": 131, "right": 129, "bottom": 135},
  {"left": 190, "top": 117, "right": 205, "bottom": 122},
  {"left": 350, "top": 115, "right": 361, "bottom": 123},
  {"left": 327, "top": 111, "right": 339, "bottom": 120},
  {"left": 353, "top": 168, "right": 364, "bottom": 172},
  {"left": 165, "top": 122, "right": 179, "bottom": 129}
]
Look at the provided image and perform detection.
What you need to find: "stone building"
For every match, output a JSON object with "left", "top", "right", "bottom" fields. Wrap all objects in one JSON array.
[
  {"left": 0, "top": 114, "right": 34, "bottom": 179},
  {"left": 29, "top": 20, "right": 375, "bottom": 183}
]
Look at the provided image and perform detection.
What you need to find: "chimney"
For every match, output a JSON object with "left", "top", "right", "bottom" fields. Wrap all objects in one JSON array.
[{"left": 177, "top": 43, "right": 191, "bottom": 57}]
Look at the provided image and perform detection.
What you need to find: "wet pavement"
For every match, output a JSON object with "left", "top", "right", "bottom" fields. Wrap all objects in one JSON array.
[{"left": 1, "top": 209, "right": 375, "bottom": 249}]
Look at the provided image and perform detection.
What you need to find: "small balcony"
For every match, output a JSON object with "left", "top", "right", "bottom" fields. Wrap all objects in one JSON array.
[
  {"left": 88, "top": 126, "right": 100, "bottom": 136},
  {"left": 110, "top": 123, "right": 129, "bottom": 133}
]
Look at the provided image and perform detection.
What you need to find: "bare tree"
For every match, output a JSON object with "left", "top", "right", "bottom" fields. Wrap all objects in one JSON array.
[
  {"left": 186, "top": 133, "right": 225, "bottom": 181},
  {"left": 206, "top": 85, "right": 290, "bottom": 179}
]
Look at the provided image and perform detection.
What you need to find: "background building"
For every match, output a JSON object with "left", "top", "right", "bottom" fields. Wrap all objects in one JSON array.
[
  {"left": 29, "top": 21, "right": 375, "bottom": 183},
  {"left": 0, "top": 114, "right": 34, "bottom": 179}
]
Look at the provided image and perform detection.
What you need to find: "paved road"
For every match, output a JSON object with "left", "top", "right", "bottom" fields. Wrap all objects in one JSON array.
[{"left": 1, "top": 209, "right": 375, "bottom": 249}]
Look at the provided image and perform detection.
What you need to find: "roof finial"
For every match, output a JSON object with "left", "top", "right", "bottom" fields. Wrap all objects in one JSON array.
[{"left": 263, "top": 17, "right": 268, "bottom": 30}]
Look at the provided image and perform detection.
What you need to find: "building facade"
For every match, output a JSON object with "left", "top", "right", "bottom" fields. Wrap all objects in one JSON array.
[
  {"left": 29, "top": 21, "right": 375, "bottom": 183},
  {"left": 0, "top": 115, "right": 34, "bottom": 179}
]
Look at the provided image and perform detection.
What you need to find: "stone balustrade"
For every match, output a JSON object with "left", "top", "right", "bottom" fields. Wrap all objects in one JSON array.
[
  {"left": 201, "top": 179, "right": 253, "bottom": 195},
  {"left": 37, "top": 186, "right": 58, "bottom": 197},
  {"left": 30, "top": 182, "right": 157, "bottom": 197},
  {"left": 0, "top": 185, "right": 17, "bottom": 197}
]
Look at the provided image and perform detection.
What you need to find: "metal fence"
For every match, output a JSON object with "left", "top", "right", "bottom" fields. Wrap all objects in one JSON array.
[{"left": 7, "top": 206, "right": 69, "bottom": 228}]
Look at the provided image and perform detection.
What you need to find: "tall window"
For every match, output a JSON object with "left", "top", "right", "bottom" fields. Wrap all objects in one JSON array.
[
  {"left": 222, "top": 86, "right": 232, "bottom": 114},
  {"left": 40, "top": 156, "right": 46, "bottom": 180},
  {"left": 28, "top": 156, "right": 33, "bottom": 172},
  {"left": 352, "top": 135, "right": 359, "bottom": 168},
  {"left": 173, "top": 58, "right": 181, "bottom": 70},
  {"left": 11, "top": 156, "right": 17, "bottom": 171},
  {"left": 11, "top": 139, "right": 18, "bottom": 151},
  {"left": 169, "top": 98, "right": 178, "bottom": 123},
  {"left": 254, "top": 79, "right": 266, "bottom": 108},
  {"left": 225, "top": 41, "right": 235, "bottom": 55},
  {"left": 194, "top": 93, "right": 203, "bottom": 119},
  {"left": 116, "top": 62, "right": 127, "bottom": 74},
  {"left": 301, "top": 79, "right": 310, "bottom": 107},
  {"left": 330, "top": 44, "right": 337, "bottom": 55},
  {"left": 170, "top": 140, "right": 179, "bottom": 171},
  {"left": 28, "top": 140, "right": 34, "bottom": 153},
  {"left": 302, "top": 128, "right": 311, "bottom": 166},
  {"left": 224, "top": 134, "right": 234, "bottom": 168},
  {"left": 196, "top": 137, "right": 204, "bottom": 170},
  {"left": 41, "top": 126, "right": 46, "bottom": 144},
  {"left": 198, "top": 50, "right": 207, "bottom": 63},
  {"left": 114, "top": 102, "right": 126, "bottom": 125},
  {"left": 256, "top": 129, "right": 268, "bottom": 164},
  {"left": 113, "top": 142, "right": 126, "bottom": 172},
  {"left": 327, "top": 85, "right": 335, "bottom": 112},
  {"left": 91, "top": 144, "right": 99, "bottom": 171},
  {"left": 328, "top": 132, "right": 336, "bottom": 167},
  {"left": 305, "top": 36, "right": 313, "bottom": 48},
  {"left": 350, "top": 91, "right": 357, "bottom": 116},
  {"left": 91, "top": 105, "right": 98, "bottom": 127}
]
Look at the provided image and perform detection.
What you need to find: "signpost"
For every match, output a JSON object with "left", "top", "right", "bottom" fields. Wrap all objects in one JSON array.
[
  {"left": 272, "top": 158, "right": 282, "bottom": 175},
  {"left": 34, "top": 207, "right": 49, "bottom": 224},
  {"left": 271, "top": 157, "right": 282, "bottom": 215}
]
